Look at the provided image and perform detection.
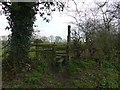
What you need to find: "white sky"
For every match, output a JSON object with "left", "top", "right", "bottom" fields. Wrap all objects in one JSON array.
[
  {"left": 33, "top": 12, "right": 73, "bottom": 39},
  {"left": 0, "top": 0, "right": 118, "bottom": 39},
  {"left": 0, "top": 6, "right": 72, "bottom": 39}
]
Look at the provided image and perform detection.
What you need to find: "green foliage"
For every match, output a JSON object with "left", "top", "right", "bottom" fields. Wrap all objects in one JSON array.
[
  {"left": 67, "top": 59, "right": 118, "bottom": 88},
  {"left": 55, "top": 45, "right": 67, "bottom": 51},
  {"left": 72, "top": 80, "right": 95, "bottom": 88},
  {"left": 3, "top": 56, "right": 119, "bottom": 88},
  {"left": 71, "top": 17, "right": 119, "bottom": 63},
  {"left": 24, "top": 58, "right": 49, "bottom": 86},
  {"left": 67, "top": 59, "right": 95, "bottom": 77},
  {"left": 99, "top": 77, "right": 118, "bottom": 88},
  {"left": 7, "top": 81, "right": 20, "bottom": 88},
  {"left": 2, "top": 39, "right": 119, "bottom": 88},
  {"left": 69, "top": 59, "right": 96, "bottom": 71},
  {"left": 79, "top": 60, "right": 96, "bottom": 69},
  {"left": 44, "top": 74, "right": 63, "bottom": 88},
  {"left": 25, "top": 71, "right": 43, "bottom": 85},
  {"left": 98, "top": 60, "right": 119, "bottom": 88},
  {"left": 24, "top": 58, "right": 62, "bottom": 87},
  {"left": 29, "top": 52, "right": 36, "bottom": 60}
]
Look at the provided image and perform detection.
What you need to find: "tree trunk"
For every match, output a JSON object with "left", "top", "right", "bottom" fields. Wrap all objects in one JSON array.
[{"left": 3, "top": 2, "right": 36, "bottom": 73}]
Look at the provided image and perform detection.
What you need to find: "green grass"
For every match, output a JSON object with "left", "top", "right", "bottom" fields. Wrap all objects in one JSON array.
[
  {"left": 72, "top": 80, "right": 96, "bottom": 88},
  {"left": 3, "top": 58, "right": 119, "bottom": 88},
  {"left": 2, "top": 44, "right": 119, "bottom": 88}
]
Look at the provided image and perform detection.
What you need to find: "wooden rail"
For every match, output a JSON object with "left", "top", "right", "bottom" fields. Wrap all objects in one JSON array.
[{"left": 29, "top": 43, "right": 68, "bottom": 62}]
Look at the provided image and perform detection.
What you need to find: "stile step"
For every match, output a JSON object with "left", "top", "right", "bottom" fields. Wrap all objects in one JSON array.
[
  {"left": 57, "top": 58, "right": 64, "bottom": 63},
  {"left": 56, "top": 51, "right": 66, "bottom": 54},
  {"left": 56, "top": 54, "right": 67, "bottom": 56}
]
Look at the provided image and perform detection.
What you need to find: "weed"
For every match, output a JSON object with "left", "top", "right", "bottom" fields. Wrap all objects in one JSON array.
[
  {"left": 7, "top": 81, "right": 20, "bottom": 88},
  {"left": 25, "top": 71, "right": 43, "bottom": 85},
  {"left": 99, "top": 77, "right": 118, "bottom": 88},
  {"left": 72, "top": 80, "right": 95, "bottom": 88}
]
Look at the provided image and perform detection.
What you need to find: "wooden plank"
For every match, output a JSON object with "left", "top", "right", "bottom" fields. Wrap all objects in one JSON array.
[
  {"left": 55, "top": 45, "right": 66, "bottom": 48},
  {"left": 42, "top": 48, "right": 53, "bottom": 51},
  {"left": 29, "top": 48, "right": 53, "bottom": 52},
  {"left": 56, "top": 56, "right": 62, "bottom": 58},
  {"left": 56, "top": 51, "right": 66, "bottom": 54},
  {"left": 55, "top": 48, "right": 66, "bottom": 51},
  {"left": 32, "top": 43, "right": 56, "bottom": 46},
  {"left": 57, "top": 58, "right": 64, "bottom": 63},
  {"left": 56, "top": 54, "right": 67, "bottom": 56}
]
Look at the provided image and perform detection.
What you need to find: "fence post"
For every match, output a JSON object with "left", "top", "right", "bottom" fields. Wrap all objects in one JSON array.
[
  {"left": 53, "top": 42, "right": 56, "bottom": 61},
  {"left": 67, "top": 25, "right": 71, "bottom": 61}
]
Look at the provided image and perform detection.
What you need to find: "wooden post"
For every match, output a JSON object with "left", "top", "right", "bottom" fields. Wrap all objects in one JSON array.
[
  {"left": 53, "top": 42, "right": 56, "bottom": 61},
  {"left": 67, "top": 25, "right": 71, "bottom": 61}
]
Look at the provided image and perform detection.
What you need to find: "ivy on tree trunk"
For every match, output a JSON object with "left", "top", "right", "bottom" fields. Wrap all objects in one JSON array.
[
  {"left": 2, "top": 2, "right": 37, "bottom": 72},
  {"left": 2, "top": 1, "right": 64, "bottom": 73}
]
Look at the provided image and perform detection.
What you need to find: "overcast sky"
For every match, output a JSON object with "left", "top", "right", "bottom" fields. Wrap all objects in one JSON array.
[
  {"left": 0, "top": 6, "right": 72, "bottom": 39},
  {"left": 0, "top": 0, "right": 118, "bottom": 39}
]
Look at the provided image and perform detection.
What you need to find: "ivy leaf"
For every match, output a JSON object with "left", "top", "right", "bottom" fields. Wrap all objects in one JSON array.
[
  {"left": 46, "top": 19, "right": 50, "bottom": 23},
  {"left": 43, "top": 17, "right": 46, "bottom": 21},
  {"left": 5, "top": 26, "right": 10, "bottom": 30},
  {"left": 47, "top": 13, "right": 50, "bottom": 16},
  {"left": 40, "top": 7, "right": 44, "bottom": 10}
]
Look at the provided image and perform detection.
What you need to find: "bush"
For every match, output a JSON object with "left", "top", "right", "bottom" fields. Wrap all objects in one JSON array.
[{"left": 99, "top": 78, "right": 118, "bottom": 88}]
